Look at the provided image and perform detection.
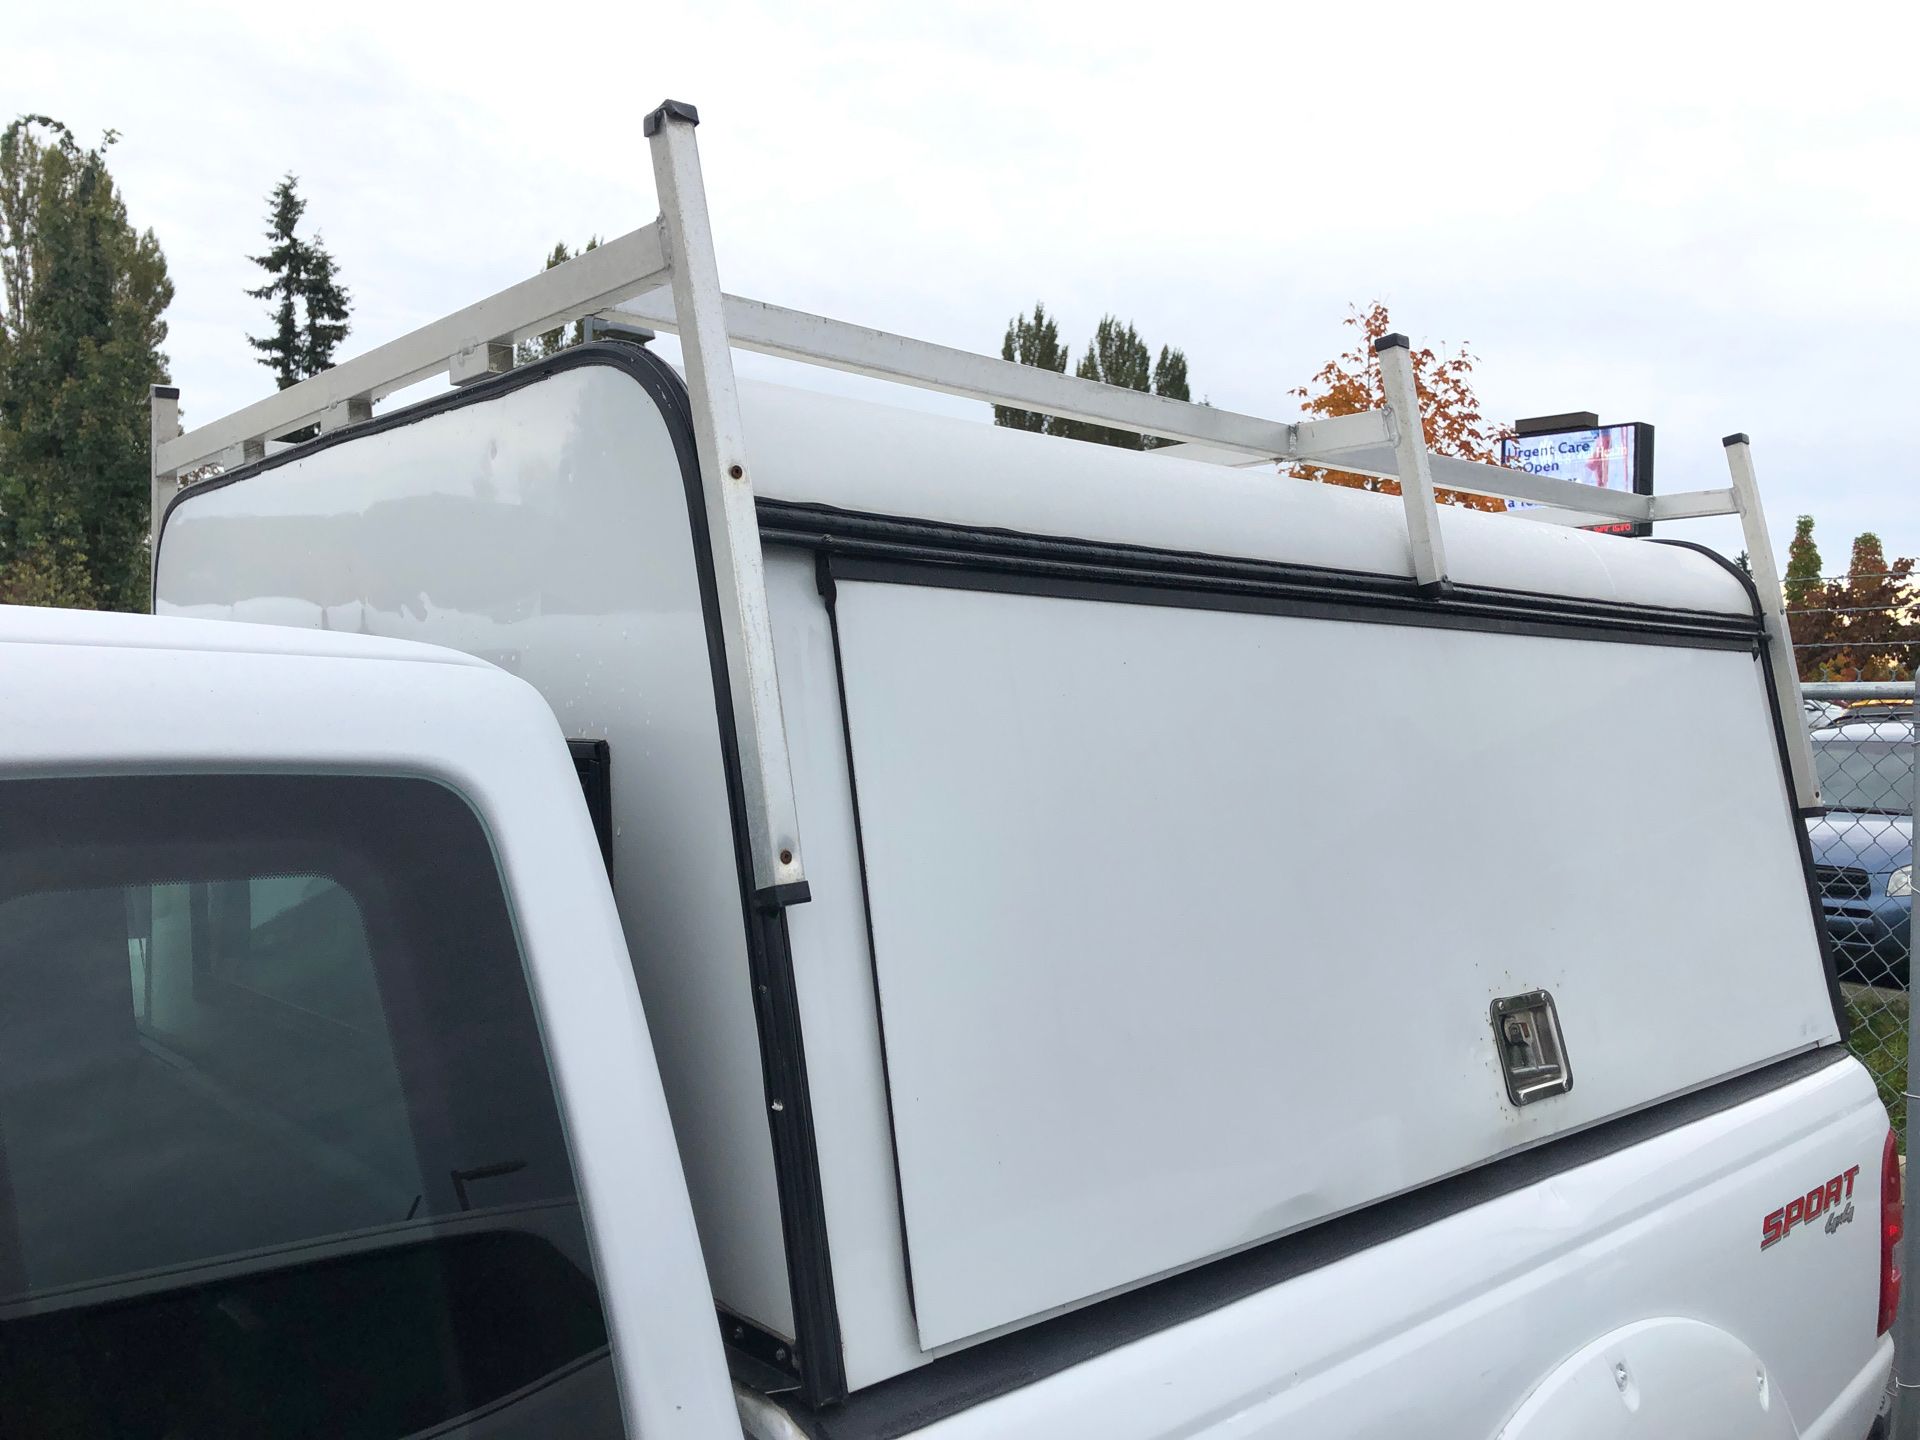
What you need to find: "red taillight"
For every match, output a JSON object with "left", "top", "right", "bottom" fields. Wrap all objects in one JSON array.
[{"left": 1880, "top": 1126, "right": 1903, "bottom": 1336}]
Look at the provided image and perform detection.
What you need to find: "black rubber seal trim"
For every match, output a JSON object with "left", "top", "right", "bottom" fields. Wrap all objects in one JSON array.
[
  {"left": 760, "top": 501, "right": 1763, "bottom": 650},
  {"left": 644, "top": 361, "right": 848, "bottom": 1403},
  {"left": 157, "top": 342, "right": 850, "bottom": 1405},
  {"left": 1651, "top": 537, "right": 1850, "bottom": 1040},
  {"left": 811, "top": 545, "right": 921, "bottom": 1329},
  {"left": 773, "top": 1045, "right": 1852, "bottom": 1440}
]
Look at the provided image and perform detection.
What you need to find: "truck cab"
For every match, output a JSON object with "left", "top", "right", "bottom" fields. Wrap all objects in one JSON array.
[{"left": 0, "top": 608, "right": 739, "bottom": 1437}]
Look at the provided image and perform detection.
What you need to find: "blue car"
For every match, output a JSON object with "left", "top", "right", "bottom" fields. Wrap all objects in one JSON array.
[{"left": 1805, "top": 718, "right": 1913, "bottom": 987}]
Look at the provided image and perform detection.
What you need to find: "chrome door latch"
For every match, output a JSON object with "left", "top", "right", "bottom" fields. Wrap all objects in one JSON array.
[{"left": 1491, "top": 990, "right": 1573, "bottom": 1106}]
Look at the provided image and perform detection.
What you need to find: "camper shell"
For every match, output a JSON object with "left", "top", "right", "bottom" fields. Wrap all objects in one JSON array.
[
  {"left": 155, "top": 337, "right": 1850, "bottom": 1403},
  {"left": 134, "top": 101, "right": 1890, "bottom": 1433}
]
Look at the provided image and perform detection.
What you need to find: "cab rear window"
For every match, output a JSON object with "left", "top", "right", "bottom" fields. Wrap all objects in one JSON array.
[{"left": 0, "top": 775, "right": 623, "bottom": 1438}]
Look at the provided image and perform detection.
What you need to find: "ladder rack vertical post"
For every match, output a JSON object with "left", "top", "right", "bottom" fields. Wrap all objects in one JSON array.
[
  {"left": 1373, "top": 334, "right": 1449, "bottom": 594},
  {"left": 646, "top": 100, "right": 809, "bottom": 904},
  {"left": 1723, "top": 434, "right": 1820, "bottom": 811},
  {"left": 148, "top": 384, "right": 181, "bottom": 607}
]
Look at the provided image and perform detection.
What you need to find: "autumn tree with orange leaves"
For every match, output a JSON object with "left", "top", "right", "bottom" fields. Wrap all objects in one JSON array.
[{"left": 1291, "top": 302, "right": 1509, "bottom": 512}]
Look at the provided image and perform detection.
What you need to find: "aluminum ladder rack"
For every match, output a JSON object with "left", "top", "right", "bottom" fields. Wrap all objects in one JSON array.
[{"left": 151, "top": 98, "right": 1822, "bottom": 906}]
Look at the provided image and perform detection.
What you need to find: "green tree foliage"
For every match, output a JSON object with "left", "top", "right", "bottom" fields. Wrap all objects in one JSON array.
[
  {"left": 1783, "top": 514, "right": 1822, "bottom": 607},
  {"left": 296, "top": 238, "right": 350, "bottom": 379},
  {"left": 1785, "top": 516, "right": 1846, "bottom": 679},
  {"left": 994, "top": 305, "right": 1192, "bottom": 448},
  {"left": 1782, "top": 516, "right": 1920, "bottom": 680},
  {"left": 0, "top": 115, "right": 172, "bottom": 611},
  {"left": 994, "top": 302, "right": 1067, "bottom": 433},
  {"left": 1152, "top": 345, "right": 1190, "bottom": 404},
  {"left": 247, "top": 180, "right": 300, "bottom": 385},
  {"left": 516, "top": 238, "right": 601, "bottom": 364},
  {"left": 1077, "top": 316, "right": 1152, "bottom": 391},
  {"left": 246, "top": 174, "right": 351, "bottom": 389},
  {"left": 1060, "top": 316, "right": 1152, "bottom": 448}
]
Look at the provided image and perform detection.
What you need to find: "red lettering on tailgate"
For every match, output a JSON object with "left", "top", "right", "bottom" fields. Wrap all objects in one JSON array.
[{"left": 1762, "top": 1164, "right": 1866, "bottom": 1251}]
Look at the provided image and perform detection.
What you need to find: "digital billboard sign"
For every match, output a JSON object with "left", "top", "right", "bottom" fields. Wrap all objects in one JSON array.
[{"left": 1499, "top": 421, "right": 1654, "bottom": 536}]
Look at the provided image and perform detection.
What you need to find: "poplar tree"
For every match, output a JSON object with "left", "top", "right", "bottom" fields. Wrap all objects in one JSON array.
[
  {"left": 994, "top": 304, "right": 1192, "bottom": 447},
  {"left": 0, "top": 115, "right": 172, "bottom": 610},
  {"left": 994, "top": 302, "right": 1068, "bottom": 433}
]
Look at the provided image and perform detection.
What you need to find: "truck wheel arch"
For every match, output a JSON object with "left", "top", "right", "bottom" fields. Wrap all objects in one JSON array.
[{"left": 1497, "top": 1318, "right": 1798, "bottom": 1439}]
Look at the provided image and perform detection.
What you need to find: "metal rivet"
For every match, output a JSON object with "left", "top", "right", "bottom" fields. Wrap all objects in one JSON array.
[
  {"left": 775, "top": 1347, "right": 787, "bottom": 1363},
  {"left": 728, "top": 464, "right": 744, "bottom": 479},
  {"left": 771, "top": 1099, "right": 785, "bottom": 1112},
  {"left": 1613, "top": 1362, "right": 1629, "bottom": 1390},
  {"left": 779, "top": 848, "right": 794, "bottom": 865}
]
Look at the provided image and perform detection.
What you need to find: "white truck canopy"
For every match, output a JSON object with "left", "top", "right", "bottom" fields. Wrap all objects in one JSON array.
[
  {"left": 735, "top": 378, "right": 1754, "bottom": 617},
  {"left": 150, "top": 100, "right": 1844, "bottom": 1411}
]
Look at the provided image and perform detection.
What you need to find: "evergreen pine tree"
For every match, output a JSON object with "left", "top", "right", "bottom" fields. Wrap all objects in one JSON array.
[
  {"left": 516, "top": 238, "right": 601, "bottom": 364},
  {"left": 246, "top": 176, "right": 304, "bottom": 388},
  {"left": 296, "top": 235, "right": 350, "bottom": 377},
  {"left": 246, "top": 173, "right": 350, "bottom": 390}
]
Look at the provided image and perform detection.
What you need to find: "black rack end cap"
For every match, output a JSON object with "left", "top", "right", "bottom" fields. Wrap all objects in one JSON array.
[
  {"left": 1372, "top": 333, "right": 1411, "bottom": 353},
  {"left": 753, "top": 879, "right": 812, "bottom": 913},
  {"left": 151, "top": 384, "right": 180, "bottom": 400},
  {"left": 1722, "top": 432, "right": 1751, "bottom": 448},
  {"left": 644, "top": 100, "right": 701, "bottom": 137},
  {"left": 582, "top": 317, "right": 656, "bottom": 346}
]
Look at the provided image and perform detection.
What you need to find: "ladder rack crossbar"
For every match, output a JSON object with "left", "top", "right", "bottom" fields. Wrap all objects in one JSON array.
[
  {"left": 614, "top": 290, "right": 1309, "bottom": 459},
  {"left": 155, "top": 221, "right": 670, "bottom": 478},
  {"left": 609, "top": 292, "right": 1741, "bottom": 527}
]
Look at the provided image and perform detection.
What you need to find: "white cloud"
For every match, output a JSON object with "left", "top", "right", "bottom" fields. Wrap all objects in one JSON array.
[{"left": 12, "top": 0, "right": 1919, "bottom": 567}]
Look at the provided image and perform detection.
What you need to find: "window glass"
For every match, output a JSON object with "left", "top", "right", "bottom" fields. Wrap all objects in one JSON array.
[
  {"left": 1814, "top": 734, "right": 1915, "bottom": 815},
  {"left": 0, "top": 775, "right": 625, "bottom": 1438}
]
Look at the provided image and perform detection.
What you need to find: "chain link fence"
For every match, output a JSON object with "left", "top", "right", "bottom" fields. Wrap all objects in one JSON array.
[{"left": 1790, "top": 572, "right": 1916, "bottom": 1143}]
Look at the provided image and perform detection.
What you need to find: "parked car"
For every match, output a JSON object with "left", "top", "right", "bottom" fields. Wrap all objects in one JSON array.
[
  {"left": 1808, "top": 717, "right": 1915, "bottom": 987},
  {"left": 1807, "top": 697, "right": 1850, "bottom": 730}
]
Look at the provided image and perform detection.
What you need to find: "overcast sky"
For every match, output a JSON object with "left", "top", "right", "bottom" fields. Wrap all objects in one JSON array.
[{"left": 13, "top": 1, "right": 1919, "bottom": 570}]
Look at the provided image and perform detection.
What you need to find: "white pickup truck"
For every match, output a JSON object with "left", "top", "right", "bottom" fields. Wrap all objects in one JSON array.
[{"left": 0, "top": 101, "right": 1900, "bottom": 1439}]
